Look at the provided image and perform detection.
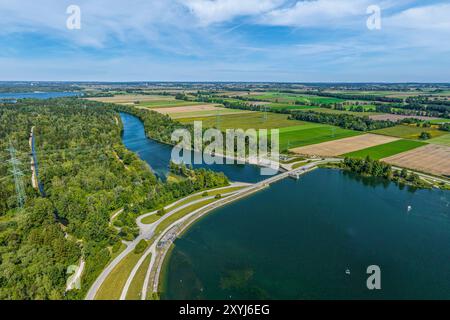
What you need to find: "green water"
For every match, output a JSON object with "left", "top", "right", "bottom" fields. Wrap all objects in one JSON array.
[{"left": 162, "top": 169, "right": 450, "bottom": 299}]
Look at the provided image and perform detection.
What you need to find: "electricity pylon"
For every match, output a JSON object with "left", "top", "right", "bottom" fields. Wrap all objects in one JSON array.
[{"left": 7, "top": 140, "right": 26, "bottom": 208}]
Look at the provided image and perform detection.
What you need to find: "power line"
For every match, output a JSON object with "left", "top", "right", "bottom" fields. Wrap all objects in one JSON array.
[{"left": 7, "top": 140, "right": 26, "bottom": 208}]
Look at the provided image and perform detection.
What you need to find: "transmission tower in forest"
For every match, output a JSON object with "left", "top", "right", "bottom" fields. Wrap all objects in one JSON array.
[{"left": 7, "top": 141, "right": 26, "bottom": 208}]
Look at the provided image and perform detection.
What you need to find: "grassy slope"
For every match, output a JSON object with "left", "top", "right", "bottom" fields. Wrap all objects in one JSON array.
[
  {"left": 141, "top": 186, "right": 245, "bottom": 225},
  {"left": 95, "top": 251, "right": 143, "bottom": 300},
  {"left": 151, "top": 198, "right": 218, "bottom": 241},
  {"left": 126, "top": 254, "right": 152, "bottom": 300},
  {"left": 343, "top": 139, "right": 427, "bottom": 160}
]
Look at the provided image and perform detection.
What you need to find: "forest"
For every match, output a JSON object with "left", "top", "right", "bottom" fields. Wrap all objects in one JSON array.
[{"left": 0, "top": 98, "right": 228, "bottom": 299}]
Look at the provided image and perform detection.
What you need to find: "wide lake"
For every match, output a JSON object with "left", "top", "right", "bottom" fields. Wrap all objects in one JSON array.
[
  {"left": 120, "top": 111, "right": 450, "bottom": 299},
  {"left": 0, "top": 91, "right": 81, "bottom": 101}
]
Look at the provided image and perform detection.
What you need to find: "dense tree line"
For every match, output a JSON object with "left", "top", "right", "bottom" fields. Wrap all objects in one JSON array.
[
  {"left": 341, "top": 157, "right": 430, "bottom": 188},
  {"left": 296, "top": 91, "right": 404, "bottom": 103},
  {"left": 288, "top": 111, "right": 395, "bottom": 131},
  {"left": 0, "top": 98, "right": 229, "bottom": 300}
]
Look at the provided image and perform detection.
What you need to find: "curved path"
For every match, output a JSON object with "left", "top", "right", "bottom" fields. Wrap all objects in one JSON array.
[{"left": 85, "top": 183, "right": 249, "bottom": 300}]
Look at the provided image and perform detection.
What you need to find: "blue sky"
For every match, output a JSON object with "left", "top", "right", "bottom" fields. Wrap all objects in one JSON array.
[{"left": 0, "top": 0, "right": 449, "bottom": 82}]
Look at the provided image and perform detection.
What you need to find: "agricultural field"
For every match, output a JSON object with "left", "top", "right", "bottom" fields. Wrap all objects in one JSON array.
[
  {"left": 290, "top": 134, "right": 396, "bottom": 157},
  {"left": 371, "top": 124, "right": 446, "bottom": 139},
  {"left": 178, "top": 111, "right": 305, "bottom": 130},
  {"left": 428, "top": 134, "right": 450, "bottom": 147},
  {"left": 135, "top": 100, "right": 204, "bottom": 108},
  {"left": 279, "top": 124, "right": 361, "bottom": 151},
  {"left": 343, "top": 139, "right": 426, "bottom": 160},
  {"left": 168, "top": 108, "right": 251, "bottom": 120},
  {"left": 251, "top": 92, "right": 344, "bottom": 105},
  {"left": 382, "top": 144, "right": 450, "bottom": 176},
  {"left": 85, "top": 94, "right": 173, "bottom": 104}
]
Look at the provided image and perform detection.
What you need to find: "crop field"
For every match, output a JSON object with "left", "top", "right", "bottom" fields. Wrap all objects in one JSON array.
[
  {"left": 169, "top": 108, "right": 251, "bottom": 120},
  {"left": 290, "top": 134, "right": 396, "bottom": 157},
  {"left": 251, "top": 92, "right": 344, "bottom": 105},
  {"left": 151, "top": 104, "right": 220, "bottom": 114},
  {"left": 371, "top": 125, "right": 446, "bottom": 139},
  {"left": 428, "top": 133, "right": 450, "bottom": 146},
  {"left": 85, "top": 94, "right": 173, "bottom": 104},
  {"left": 135, "top": 100, "right": 204, "bottom": 108},
  {"left": 279, "top": 124, "right": 361, "bottom": 151},
  {"left": 382, "top": 144, "right": 450, "bottom": 176},
  {"left": 178, "top": 112, "right": 305, "bottom": 130},
  {"left": 343, "top": 139, "right": 426, "bottom": 160}
]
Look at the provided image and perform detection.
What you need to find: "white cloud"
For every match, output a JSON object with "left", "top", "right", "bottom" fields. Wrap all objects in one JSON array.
[
  {"left": 181, "top": 0, "right": 285, "bottom": 26},
  {"left": 258, "top": 0, "right": 372, "bottom": 27},
  {"left": 386, "top": 3, "right": 450, "bottom": 31}
]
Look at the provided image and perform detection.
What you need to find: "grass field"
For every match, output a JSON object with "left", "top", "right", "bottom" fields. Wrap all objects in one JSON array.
[
  {"left": 371, "top": 125, "right": 446, "bottom": 139},
  {"left": 178, "top": 112, "right": 304, "bottom": 130},
  {"left": 290, "top": 133, "right": 395, "bottom": 156},
  {"left": 428, "top": 133, "right": 450, "bottom": 146},
  {"left": 95, "top": 251, "right": 144, "bottom": 300},
  {"left": 126, "top": 254, "right": 152, "bottom": 300},
  {"left": 429, "top": 118, "right": 450, "bottom": 124},
  {"left": 279, "top": 124, "right": 361, "bottom": 150},
  {"left": 343, "top": 139, "right": 426, "bottom": 160}
]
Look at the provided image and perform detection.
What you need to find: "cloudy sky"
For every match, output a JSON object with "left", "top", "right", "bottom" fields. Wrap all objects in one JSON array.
[{"left": 1, "top": 0, "right": 449, "bottom": 82}]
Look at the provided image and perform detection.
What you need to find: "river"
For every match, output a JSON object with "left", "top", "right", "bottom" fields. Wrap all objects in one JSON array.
[
  {"left": 120, "top": 112, "right": 450, "bottom": 300},
  {"left": 120, "top": 112, "right": 267, "bottom": 183}
]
